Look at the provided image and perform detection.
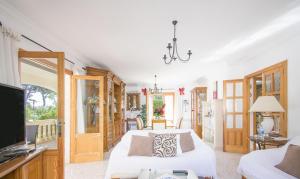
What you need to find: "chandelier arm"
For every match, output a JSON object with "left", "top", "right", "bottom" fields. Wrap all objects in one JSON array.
[
  {"left": 163, "top": 57, "right": 173, "bottom": 64},
  {"left": 168, "top": 47, "right": 173, "bottom": 59},
  {"left": 175, "top": 42, "right": 191, "bottom": 62},
  {"left": 171, "top": 40, "right": 176, "bottom": 59}
]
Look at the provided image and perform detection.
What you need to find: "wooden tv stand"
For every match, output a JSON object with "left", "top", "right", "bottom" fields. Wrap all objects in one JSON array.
[{"left": 0, "top": 147, "right": 46, "bottom": 179}]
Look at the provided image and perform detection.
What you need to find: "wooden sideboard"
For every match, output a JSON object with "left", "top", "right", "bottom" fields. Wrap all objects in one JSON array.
[{"left": 0, "top": 148, "right": 52, "bottom": 179}]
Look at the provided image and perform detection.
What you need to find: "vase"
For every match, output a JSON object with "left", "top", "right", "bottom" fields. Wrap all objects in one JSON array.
[
  {"left": 261, "top": 116, "right": 274, "bottom": 134},
  {"left": 257, "top": 124, "right": 264, "bottom": 137}
]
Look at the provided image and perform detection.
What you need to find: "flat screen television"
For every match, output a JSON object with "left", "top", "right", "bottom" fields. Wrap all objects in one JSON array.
[{"left": 0, "top": 83, "right": 25, "bottom": 152}]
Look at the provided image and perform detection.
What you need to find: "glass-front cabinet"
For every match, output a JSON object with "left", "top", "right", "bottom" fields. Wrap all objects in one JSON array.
[
  {"left": 86, "top": 67, "right": 126, "bottom": 151},
  {"left": 262, "top": 64, "right": 287, "bottom": 136},
  {"left": 246, "top": 61, "right": 287, "bottom": 145},
  {"left": 191, "top": 87, "right": 207, "bottom": 138}
]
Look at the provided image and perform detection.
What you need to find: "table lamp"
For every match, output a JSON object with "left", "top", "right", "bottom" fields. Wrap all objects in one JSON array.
[{"left": 249, "top": 96, "right": 285, "bottom": 134}]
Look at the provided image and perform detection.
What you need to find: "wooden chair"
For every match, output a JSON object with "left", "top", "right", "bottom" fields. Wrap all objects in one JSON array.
[
  {"left": 176, "top": 117, "right": 184, "bottom": 129},
  {"left": 126, "top": 118, "right": 138, "bottom": 131},
  {"left": 136, "top": 117, "right": 144, "bottom": 130},
  {"left": 152, "top": 119, "right": 166, "bottom": 130}
]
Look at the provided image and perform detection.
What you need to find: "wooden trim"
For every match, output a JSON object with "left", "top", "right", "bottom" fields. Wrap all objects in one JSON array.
[
  {"left": 18, "top": 50, "right": 65, "bottom": 179},
  {"left": 113, "top": 75, "right": 122, "bottom": 85},
  {"left": 57, "top": 53, "right": 65, "bottom": 179},
  {"left": 99, "top": 76, "right": 105, "bottom": 160},
  {"left": 20, "top": 58, "right": 72, "bottom": 75},
  {"left": 18, "top": 50, "right": 64, "bottom": 59},
  {"left": 245, "top": 60, "right": 288, "bottom": 78},
  {"left": 70, "top": 76, "right": 77, "bottom": 163}
]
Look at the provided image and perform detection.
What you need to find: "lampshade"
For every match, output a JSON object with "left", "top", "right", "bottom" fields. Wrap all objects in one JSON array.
[{"left": 249, "top": 96, "right": 285, "bottom": 112}]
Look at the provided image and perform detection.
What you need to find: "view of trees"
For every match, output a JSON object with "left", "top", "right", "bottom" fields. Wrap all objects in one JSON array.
[
  {"left": 23, "top": 84, "right": 57, "bottom": 121},
  {"left": 153, "top": 95, "right": 165, "bottom": 117}
]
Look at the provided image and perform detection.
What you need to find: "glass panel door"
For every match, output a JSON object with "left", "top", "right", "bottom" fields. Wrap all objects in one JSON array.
[
  {"left": 71, "top": 75, "right": 104, "bottom": 163},
  {"left": 19, "top": 51, "right": 65, "bottom": 179},
  {"left": 223, "top": 79, "right": 246, "bottom": 153},
  {"left": 75, "top": 79, "right": 100, "bottom": 134}
]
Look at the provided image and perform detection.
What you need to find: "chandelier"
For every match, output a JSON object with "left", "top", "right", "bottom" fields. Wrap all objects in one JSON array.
[
  {"left": 163, "top": 20, "right": 192, "bottom": 64},
  {"left": 149, "top": 75, "right": 163, "bottom": 94}
]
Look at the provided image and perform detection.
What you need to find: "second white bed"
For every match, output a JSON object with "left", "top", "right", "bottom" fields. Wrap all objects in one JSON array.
[{"left": 104, "top": 129, "right": 217, "bottom": 179}]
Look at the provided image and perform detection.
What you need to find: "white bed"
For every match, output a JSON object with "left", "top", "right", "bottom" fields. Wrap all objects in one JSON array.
[
  {"left": 104, "top": 129, "right": 217, "bottom": 179},
  {"left": 237, "top": 136, "right": 300, "bottom": 179}
]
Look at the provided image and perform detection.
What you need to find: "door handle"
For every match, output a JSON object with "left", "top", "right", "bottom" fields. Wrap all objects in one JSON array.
[{"left": 57, "top": 121, "right": 65, "bottom": 137}]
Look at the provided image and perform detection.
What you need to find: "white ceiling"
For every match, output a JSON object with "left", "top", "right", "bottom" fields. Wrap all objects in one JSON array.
[{"left": 4, "top": 0, "right": 300, "bottom": 87}]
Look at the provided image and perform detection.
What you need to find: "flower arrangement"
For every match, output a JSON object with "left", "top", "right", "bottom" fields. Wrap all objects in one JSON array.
[{"left": 154, "top": 104, "right": 165, "bottom": 118}]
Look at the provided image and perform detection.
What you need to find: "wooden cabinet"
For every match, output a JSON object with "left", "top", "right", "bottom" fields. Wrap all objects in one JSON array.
[
  {"left": 20, "top": 154, "right": 43, "bottom": 179},
  {"left": 191, "top": 87, "right": 207, "bottom": 138},
  {"left": 245, "top": 60, "right": 287, "bottom": 140},
  {"left": 1, "top": 149, "right": 47, "bottom": 179},
  {"left": 86, "top": 67, "right": 126, "bottom": 151},
  {"left": 262, "top": 62, "right": 287, "bottom": 136},
  {"left": 42, "top": 150, "right": 58, "bottom": 179}
]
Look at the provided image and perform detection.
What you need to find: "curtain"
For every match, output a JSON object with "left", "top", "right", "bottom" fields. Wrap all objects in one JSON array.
[
  {"left": 0, "top": 24, "right": 20, "bottom": 87},
  {"left": 73, "top": 66, "right": 86, "bottom": 134}
]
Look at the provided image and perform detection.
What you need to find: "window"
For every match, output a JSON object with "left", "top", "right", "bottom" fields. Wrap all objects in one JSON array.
[{"left": 147, "top": 92, "right": 175, "bottom": 126}]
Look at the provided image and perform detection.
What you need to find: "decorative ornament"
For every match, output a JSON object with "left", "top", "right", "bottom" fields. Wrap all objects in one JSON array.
[
  {"left": 141, "top": 88, "right": 147, "bottom": 96},
  {"left": 179, "top": 87, "right": 185, "bottom": 95}
]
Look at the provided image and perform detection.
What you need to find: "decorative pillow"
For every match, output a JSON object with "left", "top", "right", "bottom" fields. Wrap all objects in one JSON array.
[
  {"left": 128, "top": 135, "right": 153, "bottom": 156},
  {"left": 275, "top": 144, "right": 300, "bottom": 178},
  {"left": 180, "top": 132, "right": 195, "bottom": 152},
  {"left": 153, "top": 133, "right": 177, "bottom": 157}
]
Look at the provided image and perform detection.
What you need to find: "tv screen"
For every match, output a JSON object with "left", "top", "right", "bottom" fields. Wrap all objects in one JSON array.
[{"left": 0, "top": 84, "right": 25, "bottom": 151}]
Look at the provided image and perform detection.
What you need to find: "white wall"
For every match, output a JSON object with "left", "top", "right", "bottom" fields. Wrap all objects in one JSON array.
[
  {"left": 214, "top": 26, "right": 300, "bottom": 138},
  {"left": 0, "top": 1, "right": 90, "bottom": 68}
]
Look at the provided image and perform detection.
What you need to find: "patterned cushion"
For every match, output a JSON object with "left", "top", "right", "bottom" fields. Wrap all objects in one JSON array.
[{"left": 153, "top": 133, "right": 177, "bottom": 157}]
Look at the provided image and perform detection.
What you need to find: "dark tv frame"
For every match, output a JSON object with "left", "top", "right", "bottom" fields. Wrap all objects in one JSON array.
[{"left": 0, "top": 83, "right": 26, "bottom": 153}]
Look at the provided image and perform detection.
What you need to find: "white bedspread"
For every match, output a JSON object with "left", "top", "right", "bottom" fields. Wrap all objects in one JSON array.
[
  {"left": 104, "top": 129, "right": 217, "bottom": 179},
  {"left": 237, "top": 136, "right": 300, "bottom": 179}
]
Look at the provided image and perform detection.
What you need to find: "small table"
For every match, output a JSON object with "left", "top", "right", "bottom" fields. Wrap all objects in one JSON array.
[
  {"left": 249, "top": 135, "right": 289, "bottom": 150},
  {"left": 111, "top": 169, "right": 198, "bottom": 179}
]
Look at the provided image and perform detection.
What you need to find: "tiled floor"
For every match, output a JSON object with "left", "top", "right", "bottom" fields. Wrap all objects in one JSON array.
[
  {"left": 215, "top": 149, "right": 243, "bottom": 179},
  {"left": 65, "top": 149, "right": 243, "bottom": 179}
]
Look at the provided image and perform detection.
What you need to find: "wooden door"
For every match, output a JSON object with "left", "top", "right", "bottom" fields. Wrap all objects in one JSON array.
[
  {"left": 223, "top": 79, "right": 247, "bottom": 153},
  {"left": 262, "top": 65, "right": 287, "bottom": 136},
  {"left": 18, "top": 51, "right": 65, "bottom": 179},
  {"left": 71, "top": 75, "right": 104, "bottom": 163}
]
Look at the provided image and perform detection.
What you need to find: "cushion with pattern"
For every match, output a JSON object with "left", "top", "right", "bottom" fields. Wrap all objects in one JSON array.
[{"left": 153, "top": 133, "right": 177, "bottom": 157}]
